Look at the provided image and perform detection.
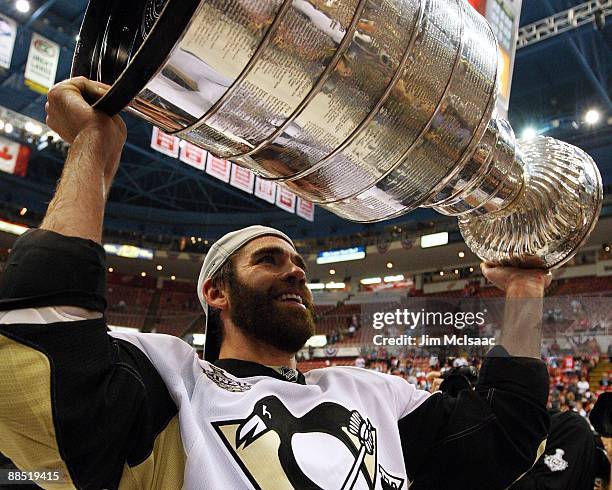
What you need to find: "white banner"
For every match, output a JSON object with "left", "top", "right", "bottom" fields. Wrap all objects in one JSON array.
[
  {"left": 0, "top": 14, "right": 17, "bottom": 70},
  {"left": 276, "top": 187, "right": 296, "bottom": 213},
  {"left": 254, "top": 176, "right": 277, "bottom": 204},
  {"left": 230, "top": 164, "right": 255, "bottom": 194},
  {"left": 179, "top": 141, "right": 206, "bottom": 170},
  {"left": 0, "top": 136, "right": 29, "bottom": 176},
  {"left": 296, "top": 198, "right": 315, "bottom": 222},
  {"left": 150, "top": 127, "right": 180, "bottom": 158},
  {"left": 206, "top": 154, "right": 231, "bottom": 183},
  {"left": 24, "top": 33, "right": 59, "bottom": 94}
]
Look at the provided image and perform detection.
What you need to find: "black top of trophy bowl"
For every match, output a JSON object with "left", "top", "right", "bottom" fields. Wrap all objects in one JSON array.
[{"left": 71, "top": 0, "right": 200, "bottom": 116}]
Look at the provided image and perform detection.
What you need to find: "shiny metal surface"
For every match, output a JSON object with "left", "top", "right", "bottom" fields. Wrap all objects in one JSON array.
[
  {"left": 459, "top": 137, "right": 602, "bottom": 269},
  {"left": 73, "top": 0, "right": 604, "bottom": 268}
]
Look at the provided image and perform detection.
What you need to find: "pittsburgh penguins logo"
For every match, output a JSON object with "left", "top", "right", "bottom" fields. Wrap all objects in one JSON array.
[{"left": 212, "top": 396, "right": 378, "bottom": 489}]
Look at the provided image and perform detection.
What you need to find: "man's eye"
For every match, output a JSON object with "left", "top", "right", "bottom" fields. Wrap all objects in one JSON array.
[{"left": 258, "top": 255, "right": 275, "bottom": 264}]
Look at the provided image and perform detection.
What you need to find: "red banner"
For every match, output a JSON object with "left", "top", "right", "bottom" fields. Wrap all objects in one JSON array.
[
  {"left": 254, "top": 176, "right": 277, "bottom": 204},
  {"left": 206, "top": 154, "right": 231, "bottom": 183},
  {"left": 179, "top": 142, "right": 207, "bottom": 170},
  {"left": 275, "top": 187, "right": 296, "bottom": 213},
  {"left": 230, "top": 164, "right": 255, "bottom": 194},
  {"left": 296, "top": 198, "right": 315, "bottom": 222},
  {"left": 150, "top": 127, "right": 180, "bottom": 158}
]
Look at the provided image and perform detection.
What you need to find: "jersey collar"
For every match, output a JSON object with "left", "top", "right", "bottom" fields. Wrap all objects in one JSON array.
[{"left": 214, "top": 358, "right": 306, "bottom": 385}]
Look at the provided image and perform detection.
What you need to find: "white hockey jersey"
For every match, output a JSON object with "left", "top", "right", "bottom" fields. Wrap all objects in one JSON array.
[{"left": 110, "top": 331, "right": 430, "bottom": 490}]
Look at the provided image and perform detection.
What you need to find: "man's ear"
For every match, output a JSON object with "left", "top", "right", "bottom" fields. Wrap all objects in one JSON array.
[{"left": 202, "top": 278, "right": 229, "bottom": 310}]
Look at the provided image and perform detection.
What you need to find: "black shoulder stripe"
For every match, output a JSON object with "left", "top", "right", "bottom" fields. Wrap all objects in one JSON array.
[{"left": 0, "top": 229, "right": 107, "bottom": 312}]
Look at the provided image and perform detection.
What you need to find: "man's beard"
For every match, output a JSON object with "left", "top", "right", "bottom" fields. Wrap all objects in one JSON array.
[{"left": 227, "top": 277, "right": 315, "bottom": 354}]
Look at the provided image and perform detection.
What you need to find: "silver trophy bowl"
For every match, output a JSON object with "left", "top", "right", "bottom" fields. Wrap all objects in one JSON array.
[{"left": 72, "top": 0, "right": 602, "bottom": 269}]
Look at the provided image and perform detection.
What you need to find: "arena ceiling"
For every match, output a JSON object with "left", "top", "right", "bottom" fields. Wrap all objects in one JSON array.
[{"left": 0, "top": 0, "right": 610, "bottom": 241}]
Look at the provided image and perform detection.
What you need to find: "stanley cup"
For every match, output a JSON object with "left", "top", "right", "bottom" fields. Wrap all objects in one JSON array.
[{"left": 72, "top": 0, "right": 602, "bottom": 269}]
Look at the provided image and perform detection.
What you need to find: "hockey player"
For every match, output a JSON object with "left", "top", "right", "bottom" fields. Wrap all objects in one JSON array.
[{"left": 0, "top": 78, "right": 551, "bottom": 490}]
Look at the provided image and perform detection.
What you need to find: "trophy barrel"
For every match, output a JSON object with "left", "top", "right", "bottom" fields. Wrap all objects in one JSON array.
[{"left": 72, "top": 0, "right": 603, "bottom": 269}]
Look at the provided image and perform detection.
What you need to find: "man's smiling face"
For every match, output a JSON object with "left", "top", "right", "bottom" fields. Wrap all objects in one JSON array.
[{"left": 225, "top": 236, "right": 315, "bottom": 354}]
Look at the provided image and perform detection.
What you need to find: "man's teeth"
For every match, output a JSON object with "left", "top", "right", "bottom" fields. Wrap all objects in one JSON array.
[{"left": 278, "top": 293, "right": 303, "bottom": 304}]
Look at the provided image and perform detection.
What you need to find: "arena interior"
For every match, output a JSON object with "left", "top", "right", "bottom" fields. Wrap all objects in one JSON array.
[{"left": 0, "top": 0, "right": 610, "bottom": 488}]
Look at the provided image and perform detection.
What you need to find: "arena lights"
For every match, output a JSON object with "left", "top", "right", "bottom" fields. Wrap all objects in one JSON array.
[
  {"left": 156, "top": 265, "right": 163, "bottom": 271},
  {"left": 19, "top": 207, "right": 27, "bottom": 216},
  {"left": 316, "top": 246, "right": 366, "bottom": 264},
  {"left": 104, "top": 243, "right": 154, "bottom": 260},
  {"left": 4, "top": 123, "right": 13, "bottom": 134},
  {"left": 386, "top": 262, "right": 393, "bottom": 269},
  {"left": 171, "top": 275, "right": 176, "bottom": 281},
  {"left": 420, "top": 232, "right": 449, "bottom": 248},
  {"left": 0, "top": 219, "right": 28, "bottom": 235},
  {"left": 140, "top": 272, "right": 147, "bottom": 277},
  {"left": 360, "top": 277, "right": 382, "bottom": 285},
  {"left": 307, "top": 282, "right": 325, "bottom": 290},
  {"left": 329, "top": 269, "right": 336, "bottom": 275},
  {"left": 458, "top": 251, "right": 465, "bottom": 258},
  {"left": 469, "top": 267, "right": 474, "bottom": 272},
  {"left": 585, "top": 109, "right": 600, "bottom": 125},
  {"left": 521, "top": 127, "right": 537, "bottom": 140},
  {"left": 108, "top": 267, "right": 114, "bottom": 273},
  {"left": 15, "top": 0, "right": 30, "bottom": 13},
  {"left": 24, "top": 121, "right": 42, "bottom": 135},
  {"left": 325, "top": 282, "right": 346, "bottom": 290},
  {"left": 384, "top": 274, "right": 404, "bottom": 283}
]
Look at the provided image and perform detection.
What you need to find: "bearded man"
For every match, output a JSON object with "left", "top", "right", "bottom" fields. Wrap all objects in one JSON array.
[{"left": 0, "top": 78, "right": 551, "bottom": 490}]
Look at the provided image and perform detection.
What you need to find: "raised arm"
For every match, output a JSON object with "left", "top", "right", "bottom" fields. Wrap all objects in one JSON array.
[
  {"left": 0, "top": 78, "right": 183, "bottom": 489},
  {"left": 400, "top": 267, "right": 551, "bottom": 489},
  {"left": 41, "top": 77, "right": 126, "bottom": 243},
  {"left": 481, "top": 263, "right": 552, "bottom": 358}
]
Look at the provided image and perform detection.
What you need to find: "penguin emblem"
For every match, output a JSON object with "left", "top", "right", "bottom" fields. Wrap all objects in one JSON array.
[
  {"left": 544, "top": 448, "right": 569, "bottom": 472},
  {"left": 212, "top": 396, "right": 378, "bottom": 489}
]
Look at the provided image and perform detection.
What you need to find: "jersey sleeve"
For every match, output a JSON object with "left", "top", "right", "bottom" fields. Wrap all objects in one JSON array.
[
  {"left": 0, "top": 230, "right": 184, "bottom": 490},
  {"left": 399, "top": 346, "right": 550, "bottom": 490},
  {"left": 510, "top": 411, "right": 599, "bottom": 490}
]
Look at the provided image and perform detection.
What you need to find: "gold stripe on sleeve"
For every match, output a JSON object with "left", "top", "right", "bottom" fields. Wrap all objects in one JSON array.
[{"left": 0, "top": 334, "right": 75, "bottom": 490}]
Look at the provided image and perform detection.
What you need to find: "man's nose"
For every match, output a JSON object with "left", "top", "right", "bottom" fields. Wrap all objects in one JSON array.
[{"left": 283, "top": 261, "right": 306, "bottom": 283}]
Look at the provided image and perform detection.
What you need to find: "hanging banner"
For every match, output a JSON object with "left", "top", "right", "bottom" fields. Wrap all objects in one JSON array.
[
  {"left": 151, "top": 127, "right": 180, "bottom": 158},
  {"left": 0, "top": 14, "right": 17, "bottom": 70},
  {"left": 230, "top": 164, "right": 255, "bottom": 194},
  {"left": 206, "top": 154, "right": 231, "bottom": 183},
  {"left": 276, "top": 187, "right": 296, "bottom": 213},
  {"left": 296, "top": 197, "right": 315, "bottom": 222},
  {"left": 0, "top": 136, "right": 30, "bottom": 176},
  {"left": 179, "top": 141, "right": 206, "bottom": 170},
  {"left": 254, "top": 176, "right": 276, "bottom": 204},
  {"left": 24, "top": 33, "right": 60, "bottom": 94}
]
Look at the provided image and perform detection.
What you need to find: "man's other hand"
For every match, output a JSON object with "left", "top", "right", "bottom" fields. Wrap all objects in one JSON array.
[{"left": 481, "top": 263, "right": 552, "bottom": 298}]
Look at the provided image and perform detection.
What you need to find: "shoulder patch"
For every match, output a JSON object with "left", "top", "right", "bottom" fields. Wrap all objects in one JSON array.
[
  {"left": 543, "top": 449, "right": 568, "bottom": 472},
  {"left": 204, "top": 364, "right": 251, "bottom": 392}
]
